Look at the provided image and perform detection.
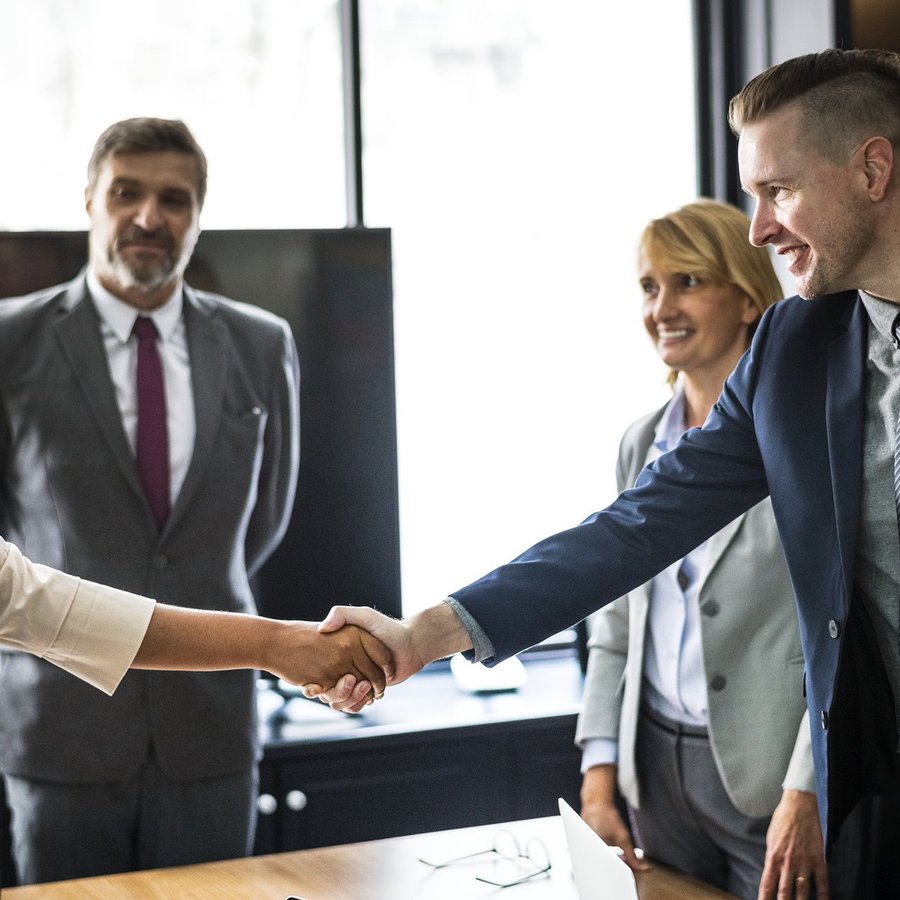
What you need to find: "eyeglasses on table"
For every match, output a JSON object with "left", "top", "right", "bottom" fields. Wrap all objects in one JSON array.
[{"left": 418, "top": 828, "right": 552, "bottom": 888}]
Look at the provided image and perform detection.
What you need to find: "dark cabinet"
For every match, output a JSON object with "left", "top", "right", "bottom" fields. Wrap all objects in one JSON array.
[
  {"left": 252, "top": 656, "right": 584, "bottom": 855},
  {"left": 268, "top": 733, "right": 502, "bottom": 850}
]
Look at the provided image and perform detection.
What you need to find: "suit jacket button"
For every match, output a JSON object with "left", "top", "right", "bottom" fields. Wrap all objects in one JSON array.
[
  {"left": 820, "top": 710, "right": 829, "bottom": 730},
  {"left": 701, "top": 599, "right": 720, "bottom": 617},
  {"left": 154, "top": 554, "right": 169, "bottom": 569},
  {"left": 709, "top": 675, "right": 727, "bottom": 691},
  {"left": 828, "top": 619, "right": 840, "bottom": 638}
]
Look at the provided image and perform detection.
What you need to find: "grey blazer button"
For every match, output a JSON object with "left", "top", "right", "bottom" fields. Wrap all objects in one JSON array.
[
  {"left": 709, "top": 675, "right": 727, "bottom": 691},
  {"left": 154, "top": 554, "right": 168, "bottom": 569},
  {"left": 701, "top": 599, "right": 720, "bottom": 617},
  {"left": 820, "top": 710, "right": 829, "bottom": 730},
  {"left": 828, "top": 619, "right": 840, "bottom": 638}
]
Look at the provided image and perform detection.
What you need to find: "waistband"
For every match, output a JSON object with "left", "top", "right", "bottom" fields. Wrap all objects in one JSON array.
[{"left": 640, "top": 703, "right": 709, "bottom": 739}]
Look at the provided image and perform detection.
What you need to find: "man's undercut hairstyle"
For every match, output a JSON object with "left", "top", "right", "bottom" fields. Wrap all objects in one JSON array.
[
  {"left": 87, "top": 117, "right": 208, "bottom": 207},
  {"left": 729, "top": 48, "right": 900, "bottom": 161}
]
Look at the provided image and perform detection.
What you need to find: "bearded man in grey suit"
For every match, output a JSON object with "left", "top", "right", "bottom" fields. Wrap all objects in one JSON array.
[{"left": 0, "top": 117, "right": 301, "bottom": 884}]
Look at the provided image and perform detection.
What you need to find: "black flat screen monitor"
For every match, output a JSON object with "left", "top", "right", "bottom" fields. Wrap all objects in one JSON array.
[{"left": 0, "top": 228, "right": 401, "bottom": 622}]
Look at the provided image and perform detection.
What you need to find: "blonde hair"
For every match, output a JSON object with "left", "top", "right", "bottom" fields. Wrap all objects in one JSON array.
[{"left": 639, "top": 199, "right": 783, "bottom": 386}]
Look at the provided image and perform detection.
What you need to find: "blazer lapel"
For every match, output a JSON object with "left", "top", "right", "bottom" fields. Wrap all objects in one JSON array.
[
  {"left": 636, "top": 398, "right": 747, "bottom": 590},
  {"left": 52, "top": 278, "right": 148, "bottom": 506},
  {"left": 698, "top": 515, "right": 744, "bottom": 588},
  {"left": 825, "top": 294, "right": 867, "bottom": 603},
  {"left": 167, "top": 288, "right": 230, "bottom": 528}
]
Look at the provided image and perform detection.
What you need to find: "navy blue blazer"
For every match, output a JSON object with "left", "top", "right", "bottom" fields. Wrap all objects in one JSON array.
[{"left": 453, "top": 289, "right": 897, "bottom": 848}]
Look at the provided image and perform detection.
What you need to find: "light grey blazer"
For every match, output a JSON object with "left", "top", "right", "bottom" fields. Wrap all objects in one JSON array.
[
  {"left": 575, "top": 404, "right": 814, "bottom": 818},
  {"left": 0, "top": 274, "right": 299, "bottom": 783}
]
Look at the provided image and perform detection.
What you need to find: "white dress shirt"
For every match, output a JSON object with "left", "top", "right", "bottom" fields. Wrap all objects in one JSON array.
[
  {"left": 0, "top": 537, "right": 155, "bottom": 695},
  {"left": 87, "top": 271, "right": 196, "bottom": 508}
]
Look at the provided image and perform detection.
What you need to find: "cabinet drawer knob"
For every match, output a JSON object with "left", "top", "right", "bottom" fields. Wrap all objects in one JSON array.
[
  {"left": 286, "top": 789, "right": 308, "bottom": 811},
  {"left": 257, "top": 793, "right": 278, "bottom": 815}
]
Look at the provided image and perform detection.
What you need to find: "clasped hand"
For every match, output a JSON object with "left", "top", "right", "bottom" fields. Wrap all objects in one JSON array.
[
  {"left": 282, "top": 602, "right": 471, "bottom": 712},
  {"left": 304, "top": 606, "right": 421, "bottom": 711},
  {"left": 265, "top": 607, "right": 414, "bottom": 711}
]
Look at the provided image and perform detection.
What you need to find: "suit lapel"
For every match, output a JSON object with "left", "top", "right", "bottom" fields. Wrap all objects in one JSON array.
[
  {"left": 624, "top": 414, "right": 663, "bottom": 625},
  {"left": 167, "top": 288, "right": 230, "bottom": 527},
  {"left": 635, "top": 398, "right": 747, "bottom": 591},
  {"left": 52, "top": 280, "right": 234, "bottom": 537},
  {"left": 825, "top": 294, "right": 867, "bottom": 604},
  {"left": 52, "top": 279, "right": 148, "bottom": 506},
  {"left": 698, "top": 516, "right": 744, "bottom": 588}
]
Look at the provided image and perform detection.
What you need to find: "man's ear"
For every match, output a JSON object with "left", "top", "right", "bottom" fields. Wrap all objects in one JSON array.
[{"left": 862, "top": 136, "right": 893, "bottom": 202}]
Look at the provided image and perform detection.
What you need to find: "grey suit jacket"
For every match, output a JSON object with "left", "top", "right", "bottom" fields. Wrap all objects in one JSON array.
[
  {"left": 0, "top": 273, "right": 299, "bottom": 783},
  {"left": 575, "top": 404, "right": 813, "bottom": 818}
]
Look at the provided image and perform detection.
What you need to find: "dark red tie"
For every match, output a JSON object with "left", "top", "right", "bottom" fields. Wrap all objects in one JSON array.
[{"left": 133, "top": 316, "right": 170, "bottom": 528}]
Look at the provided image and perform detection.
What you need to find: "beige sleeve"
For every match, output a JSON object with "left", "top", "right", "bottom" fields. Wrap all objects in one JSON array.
[{"left": 0, "top": 538, "right": 155, "bottom": 695}]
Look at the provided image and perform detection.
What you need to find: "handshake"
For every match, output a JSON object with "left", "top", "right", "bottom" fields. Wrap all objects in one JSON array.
[
  {"left": 292, "top": 602, "right": 474, "bottom": 713},
  {"left": 132, "top": 598, "right": 474, "bottom": 710}
]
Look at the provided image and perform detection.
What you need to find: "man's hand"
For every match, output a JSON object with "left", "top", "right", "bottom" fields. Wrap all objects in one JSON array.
[
  {"left": 310, "top": 602, "right": 473, "bottom": 712},
  {"left": 581, "top": 765, "right": 650, "bottom": 872},
  {"left": 267, "top": 621, "right": 394, "bottom": 706},
  {"left": 308, "top": 607, "right": 424, "bottom": 712},
  {"left": 757, "top": 789, "right": 828, "bottom": 900}
]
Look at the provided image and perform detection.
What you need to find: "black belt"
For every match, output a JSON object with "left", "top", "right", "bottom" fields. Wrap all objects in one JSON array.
[{"left": 641, "top": 703, "right": 709, "bottom": 739}]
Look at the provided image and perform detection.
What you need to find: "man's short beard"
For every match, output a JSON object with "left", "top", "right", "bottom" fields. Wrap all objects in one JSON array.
[{"left": 107, "top": 252, "right": 178, "bottom": 294}]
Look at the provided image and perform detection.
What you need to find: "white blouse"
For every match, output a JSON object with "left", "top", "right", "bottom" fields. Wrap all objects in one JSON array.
[{"left": 0, "top": 538, "right": 155, "bottom": 695}]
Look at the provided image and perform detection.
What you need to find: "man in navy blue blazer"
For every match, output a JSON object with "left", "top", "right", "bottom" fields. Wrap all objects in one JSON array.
[{"left": 317, "top": 48, "right": 900, "bottom": 895}]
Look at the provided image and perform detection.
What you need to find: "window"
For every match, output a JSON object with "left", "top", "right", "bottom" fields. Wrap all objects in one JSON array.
[
  {"left": 361, "top": 2, "right": 697, "bottom": 612},
  {"left": 1, "top": 0, "right": 698, "bottom": 620},
  {"left": 0, "top": 0, "right": 346, "bottom": 229}
]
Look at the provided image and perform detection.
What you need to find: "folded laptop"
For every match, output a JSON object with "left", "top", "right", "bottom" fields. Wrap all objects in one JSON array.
[{"left": 558, "top": 798, "right": 639, "bottom": 900}]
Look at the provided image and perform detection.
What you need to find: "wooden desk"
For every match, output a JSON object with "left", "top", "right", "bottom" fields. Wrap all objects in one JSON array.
[{"left": 5, "top": 816, "right": 737, "bottom": 899}]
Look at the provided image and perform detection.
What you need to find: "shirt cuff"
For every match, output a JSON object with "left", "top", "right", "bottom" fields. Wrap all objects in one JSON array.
[
  {"left": 444, "top": 596, "right": 496, "bottom": 664},
  {"left": 581, "top": 737, "right": 619, "bottom": 774},
  {"left": 44, "top": 575, "right": 156, "bottom": 696}
]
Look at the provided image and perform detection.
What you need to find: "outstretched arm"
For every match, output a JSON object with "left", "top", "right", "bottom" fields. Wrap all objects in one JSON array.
[
  {"left": 0, "top": 537, "right": 393, "bottom": 701},
  {"left": 133, "top": 604, "right": 393, "bottom": 703},
  {"left": 312, "top": 601, "right": 473, "bottom": 711}
]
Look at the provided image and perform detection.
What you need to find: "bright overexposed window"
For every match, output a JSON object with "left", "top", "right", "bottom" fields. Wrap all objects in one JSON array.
[
  {"left": 1, "top": 0, "right": 698, "bottom": 620},
  {"left": 361, "top": 2, "right": 697, "bottom": 611},
  {"left": 0, "top": 0, "right": 345, "bottom": 230}
]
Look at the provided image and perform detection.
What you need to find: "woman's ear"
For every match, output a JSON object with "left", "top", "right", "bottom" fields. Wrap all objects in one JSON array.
[{"left": 740, "top": 293, "right": 761, "bottom": 326}]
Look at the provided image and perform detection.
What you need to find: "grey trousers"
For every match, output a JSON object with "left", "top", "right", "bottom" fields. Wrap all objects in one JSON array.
[
  {"left": 630, "top": 706, "right": 860, "bottom": 900},
  {"left": 4, "top": 753, "right": 258, "bottom": 885}
]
